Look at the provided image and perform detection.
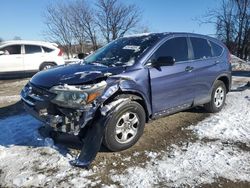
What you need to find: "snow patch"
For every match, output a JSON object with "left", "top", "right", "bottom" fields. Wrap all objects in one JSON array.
[
  {"left": 123, "top": 33, "right": 152, "bottom": 38},
  {"left": 122, "top": 156, "right": 131, "bottom": 162},
  {"left": 145, "top": 151, "right": 158, "bottom": 160},
  {"left": 188, "top": 90, "right": 250, "bottom": 143},
  {"left": 111, "top": 142, "right": 250, "bottom": 187},
  {"left": 231, "top": 55, "right": 250, "bottom": 71},
  {"left": 0, "top": 114, "right": 98, "bottom": 187}
]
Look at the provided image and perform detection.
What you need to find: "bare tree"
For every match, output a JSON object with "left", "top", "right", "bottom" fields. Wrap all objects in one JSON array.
[
  {"left": 198, "top": 0, "right": 235, "bottom": 50},
  {"left": 43, "top": 0, "right": 146, "bottom": 55},
  {"left": 67, "top": 3, "right": 87, "bottom": 53},
  {"left": 234, "top": 0, "right": 250, "bottom": 58},
  {"left": 43, "top": 3, "right": 74, "bottom": 58},
  {"left": 96, "top": 0, "right": 142, "bottom": 43},
  {"left": 68, "top": 0, "right": 98, "bottom": 50},
  {"left": 199, "top": 0, "right": 250, "bottom": 60}
]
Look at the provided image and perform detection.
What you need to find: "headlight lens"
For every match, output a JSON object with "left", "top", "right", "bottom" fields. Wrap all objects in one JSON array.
[{"left": 49, "top": 81, "right": 107, "bottom": 109}]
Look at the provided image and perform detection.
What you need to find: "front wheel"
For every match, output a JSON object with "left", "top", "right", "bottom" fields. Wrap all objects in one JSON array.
[
  {"left": 204, "top": 80, "right": 227, "bottom": 113},
  {"left": 103, "top": 100, "right": 146, "bottom": 151}
]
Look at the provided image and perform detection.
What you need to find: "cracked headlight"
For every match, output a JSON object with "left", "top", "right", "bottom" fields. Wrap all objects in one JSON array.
[{"left": 50, "top": 81, "right": 107, "bottom": 109}]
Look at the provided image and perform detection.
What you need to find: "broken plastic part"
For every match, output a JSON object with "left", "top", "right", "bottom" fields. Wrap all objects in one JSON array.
[
  {"left": 74, "top": 97, "right": 133, "bottom": 168},
  {"left": 75, "top": 114, "right": 108, "bottom": 168},
  {"left": 100, "top": 84, "right": 119, "bottom": 101},
  {"left": 69, "top": 159, "right": 90, "bottom": 169},
  {"left": 100, "top": 98, "right": 129, "bottom": 116}
]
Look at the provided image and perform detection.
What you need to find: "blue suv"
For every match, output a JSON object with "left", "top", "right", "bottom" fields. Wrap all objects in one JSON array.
[{"left": 21, "top": 32, "right": 231, "bottom": 167}]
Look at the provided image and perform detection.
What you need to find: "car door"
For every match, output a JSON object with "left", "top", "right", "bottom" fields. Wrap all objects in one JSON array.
[
  {"left": 188, "top": 36, "right": 221, "bottom": 104},
  {"left": 148, "top": 36, "right": 195, "bottom": 115},
  {"left": 0, "top": 45, "right": 23, "bottom": 73},
  {"left": 23, "top": 45, "right": 43, "bottom": 71}
]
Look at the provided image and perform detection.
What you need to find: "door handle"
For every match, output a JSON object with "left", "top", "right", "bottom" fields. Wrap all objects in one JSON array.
[{"left": 185, "top": 66, "right": 194, "bottom": 72}]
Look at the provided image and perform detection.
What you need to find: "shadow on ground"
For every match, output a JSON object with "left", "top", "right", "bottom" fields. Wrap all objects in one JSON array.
[{"left": 0, "top": 100, "right": 23, "bottom": 118}]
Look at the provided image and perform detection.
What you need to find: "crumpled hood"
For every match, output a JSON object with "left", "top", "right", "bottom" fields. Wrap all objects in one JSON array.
[{"left": 30, "top": 63, "right": 125, "bottom": 88}]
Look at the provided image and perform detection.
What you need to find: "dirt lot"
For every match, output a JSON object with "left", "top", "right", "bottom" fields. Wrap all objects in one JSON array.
[{"left": 0, "top": 75, "right": 249, "bottom": 187}]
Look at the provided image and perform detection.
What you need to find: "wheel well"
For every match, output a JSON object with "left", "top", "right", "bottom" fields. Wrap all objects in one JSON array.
[
  {"left": 104, "top": 91, "right": 150, "bottom": 122},
  {"left": 217, "top": 76, "right": 230, "bottom": 93},
  {"left": 39, "top": 62, "right": 57, "bottom": 70}
]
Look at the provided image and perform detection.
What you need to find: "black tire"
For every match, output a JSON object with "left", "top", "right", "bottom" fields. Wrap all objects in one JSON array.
[
  {"left": 40, "top": 62, "right": 56, "bottom": 71},
  {"left": 103, "top": 99, "right": 146, "bottom": 151},
  {"left": 204, "top": 80, "right": 227, "bottom": 113}
]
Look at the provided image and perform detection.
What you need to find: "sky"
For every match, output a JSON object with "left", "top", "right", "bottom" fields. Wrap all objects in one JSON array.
[{"left": 0, "top": 0, "right": 220, "bottom": 41}]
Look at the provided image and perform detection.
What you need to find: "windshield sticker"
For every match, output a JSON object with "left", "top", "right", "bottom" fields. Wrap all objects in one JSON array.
[{"left": 123, "top": 45, "right": 140, "bottom": 52}]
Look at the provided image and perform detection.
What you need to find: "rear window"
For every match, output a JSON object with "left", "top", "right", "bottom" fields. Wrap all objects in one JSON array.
[
  {"left": 1, "top": 45, "right": 21, "bottom": 55},
  {"left": 42, "top": 46, "right": 53, "bottom": 53},
  {"left": 210, "top": 41, "right": 223, "bottom": 57},
  {"left": 25, "top": 45, "right": 42, "bottom": 54},
  {"left": 190, "top": 37, "right": 212, "bottom": 60}
]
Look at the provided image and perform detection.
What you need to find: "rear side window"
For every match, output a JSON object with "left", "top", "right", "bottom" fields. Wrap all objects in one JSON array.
[
  {"left": 190, "top": 37, "right": 212, "bottom": 59},
  {"left": 25, "top": 45, "right": 42, "bottom": 54},
  {"left": 42, "top": 46, "right": 53, "bottom": 53},
  {"left": 153, "top": 37, "right": 188, "bottom": 62},
  {"left": 1, "top": 45, "right": 21, "bottom": 55},
  {"left": 210, "top": 41, "right": 223, "bottom": 57}
]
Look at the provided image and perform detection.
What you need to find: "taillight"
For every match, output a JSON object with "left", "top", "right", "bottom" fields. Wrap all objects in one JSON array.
[{"left": 58, "top": 49, "right": 63, "bottom": 56}]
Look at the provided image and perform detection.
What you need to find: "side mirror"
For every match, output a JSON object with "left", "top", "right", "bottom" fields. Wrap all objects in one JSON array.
[
  {"left": 0, "top": 51, "right": 4, "bottom": 55},
  {"left": 151, "top": 56, "right": 175, "bottom": 67}
]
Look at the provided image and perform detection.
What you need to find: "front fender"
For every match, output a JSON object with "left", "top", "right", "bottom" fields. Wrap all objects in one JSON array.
[{"left": 99, "top": 69, "right": 152, "bottom": 117}]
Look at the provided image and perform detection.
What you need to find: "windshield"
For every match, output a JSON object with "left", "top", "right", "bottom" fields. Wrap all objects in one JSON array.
[{"left": 83, "top": 35, "right": 161, "bottom": 67}]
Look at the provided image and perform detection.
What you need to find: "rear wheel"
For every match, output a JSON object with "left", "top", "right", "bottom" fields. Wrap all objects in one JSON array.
[
  {"left": 204, "top": 80, "right": 226, "bottom": 113},
  {"left": 40, "top": 62, "right": 56, "bottom": 71},
  {"left": 103, "top": 99, "right": 146, "bottom": 151}
]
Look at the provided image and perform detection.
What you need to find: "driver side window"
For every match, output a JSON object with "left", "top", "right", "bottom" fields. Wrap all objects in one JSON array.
[
  {"left": 1, "top": 45, "right": 21, "bottom": 55},
  {"left": 150, "top": 37, "right": 189, "bottom": 64}
]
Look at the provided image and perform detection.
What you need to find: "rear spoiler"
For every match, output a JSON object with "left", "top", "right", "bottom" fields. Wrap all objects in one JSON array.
[{"left": 50, "top": 43, "right": 58, "bottom": 47}]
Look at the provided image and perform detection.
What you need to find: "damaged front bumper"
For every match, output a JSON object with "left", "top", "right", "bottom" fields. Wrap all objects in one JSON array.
[
  {"left": 20, "top": 80, "right": 120, "bottom": 135},
  {"left": 21, "top": 82, "right": 100, "bottom": 135}
]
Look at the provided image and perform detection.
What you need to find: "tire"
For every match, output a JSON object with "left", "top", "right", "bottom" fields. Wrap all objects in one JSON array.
[
  {"left": 103, "top": 99, "right": 146, "bottom": 151},
  {"left": 204, "top": 80, "right": 227, "bottom": 113},
  {"left": 40, "top": 62, "right": 56, "bottom": 71}
]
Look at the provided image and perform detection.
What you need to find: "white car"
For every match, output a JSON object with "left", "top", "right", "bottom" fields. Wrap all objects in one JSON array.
[{"left": 0, "top": 40, "right": 65, "bottom": 78}]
